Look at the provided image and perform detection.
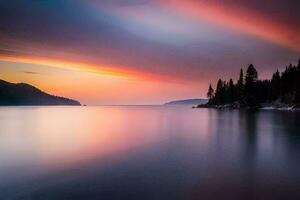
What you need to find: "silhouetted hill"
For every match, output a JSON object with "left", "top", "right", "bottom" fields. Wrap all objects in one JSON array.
[
  {"left": 165, "top": 98, "right": 208, "bottom": 106},
  {"left": 0, "top": 79, "right": 81, "bottom": 106}
]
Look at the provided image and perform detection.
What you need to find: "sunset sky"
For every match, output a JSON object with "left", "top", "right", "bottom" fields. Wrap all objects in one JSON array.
[{"left": 0, "top": 0, "right": 299, "bottom": 105}]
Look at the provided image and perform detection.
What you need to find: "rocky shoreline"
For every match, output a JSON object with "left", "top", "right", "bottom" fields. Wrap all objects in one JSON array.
[{"left": 193, "top": 102, "right": 300, "bottom": 111}]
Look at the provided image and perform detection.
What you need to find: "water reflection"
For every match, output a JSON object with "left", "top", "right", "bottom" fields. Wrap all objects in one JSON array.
[{"left": 0, "top": 106, "right": 299, "bottom": 199}]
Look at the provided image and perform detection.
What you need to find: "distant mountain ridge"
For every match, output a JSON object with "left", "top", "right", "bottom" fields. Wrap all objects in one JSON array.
[
  {"left": 0, "top": 79, "right": 81, "bottom": 106},
  {"left": 165, "top": 98, "right": 208, "bottom": 106}
]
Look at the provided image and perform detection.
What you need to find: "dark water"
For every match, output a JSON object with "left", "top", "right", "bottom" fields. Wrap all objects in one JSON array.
[{"left": 0, "top": 106, "right": 299, "bottom": 200}]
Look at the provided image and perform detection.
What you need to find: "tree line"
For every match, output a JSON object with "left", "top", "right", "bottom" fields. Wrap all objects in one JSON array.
[{"left": 207, "top": 59, "right": 300, "bottom": 106}]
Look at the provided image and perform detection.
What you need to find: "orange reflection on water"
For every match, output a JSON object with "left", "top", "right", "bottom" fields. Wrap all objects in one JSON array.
[
  {"left": 0, "top": 106, "right": 213, "bottom": 173},
  {"left": 29, "top": 107, "right": 163, "bottom": 168}
]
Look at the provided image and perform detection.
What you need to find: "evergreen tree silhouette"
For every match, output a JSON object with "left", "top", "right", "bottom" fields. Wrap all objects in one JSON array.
[
  {"left": 228, "top": 79, "right": 235, "bottom": 103},
  {"left": 214, "top": 79, "right": 225, "bottom": 105},
  {"left": 270, "top": 70, "right": 281, "bottom": 101},
  {"left": 245, "top": 64, "right": 259, "bottom": 106},
  {"left": 237, "top": 69, "right": 244, "bottom": 102},
  {"left": 245, "top": 64, "right": 258, "bottom": 84},
  {"left": 206, "top": 59, "right": 300, "bottom": 107},
  {"left": 207, "top": 84, "right": 214, "bottom": 100}
]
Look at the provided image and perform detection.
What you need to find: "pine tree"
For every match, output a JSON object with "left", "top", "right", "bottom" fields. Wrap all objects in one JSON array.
[
  {"left": 228, "top": 79, "right": 234, "bottom": 103},
  {"left": 270, "top": 70, "right": 281, "bottom": 101},
  {"left": 245, "top": 64, "right": 258, "bottom": 84},
  {"left": 215, "top": 79, "right": 225, "bottom": 105},
  {"left": 237, "top": 69, "right": 244, "bottom": 101},
  {"left": 207, "top": 84, "right": 214, "bottom": 100},
  {"left": 245, "top": 64, "right": 259, "bottom": 106},
  {"left": 237, "top": 69, "right": 244, "bottom": 86}
]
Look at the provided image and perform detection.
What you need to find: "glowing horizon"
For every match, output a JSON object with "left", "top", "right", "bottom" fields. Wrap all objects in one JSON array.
[{"left": 0, "top": 54, "right": 163, "bottom": 81}]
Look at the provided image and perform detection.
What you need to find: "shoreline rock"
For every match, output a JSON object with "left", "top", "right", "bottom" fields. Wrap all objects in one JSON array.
[{"left": 193, "top": 102, "right": 300, "bottom": 111}]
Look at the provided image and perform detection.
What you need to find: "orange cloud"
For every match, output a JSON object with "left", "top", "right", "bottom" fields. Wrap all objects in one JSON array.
[
  {"left": 0, "top": 54, "right": 163, "bottom": 82},
  {"left": 159, "top": 0, "right": 300, "bottom": 52}
]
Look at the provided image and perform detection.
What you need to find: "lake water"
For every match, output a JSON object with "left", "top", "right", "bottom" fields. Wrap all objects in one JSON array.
[{"left": 0, "top": 106, "right": 299, "bottom": 200}]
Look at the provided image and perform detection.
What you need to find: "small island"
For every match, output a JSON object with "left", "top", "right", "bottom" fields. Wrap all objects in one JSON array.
[
  {"left": 196, "top": 59, "right": 300, "bottom": 110},
  {"left": 0, "top": 79, "right": 81, "bottom": 106}
]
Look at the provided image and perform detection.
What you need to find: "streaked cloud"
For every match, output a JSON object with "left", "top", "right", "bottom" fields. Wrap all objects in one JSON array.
[{"left": 23, "top": 71, "right": 39, "bottom": 75}]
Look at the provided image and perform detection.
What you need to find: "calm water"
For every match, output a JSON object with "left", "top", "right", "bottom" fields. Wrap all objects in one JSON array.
[{"left": 0, "top": 106, "right": 299, "bottom": 200}]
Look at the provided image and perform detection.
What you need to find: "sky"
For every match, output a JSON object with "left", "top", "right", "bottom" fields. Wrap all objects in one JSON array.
[{"left": 0, "top": 0, "right": 299, "bottom": 105}]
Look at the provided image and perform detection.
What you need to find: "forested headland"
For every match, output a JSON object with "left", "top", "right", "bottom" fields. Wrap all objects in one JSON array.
[{"left": 200, "top": 59, "right": 300, "bottom": 109}]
